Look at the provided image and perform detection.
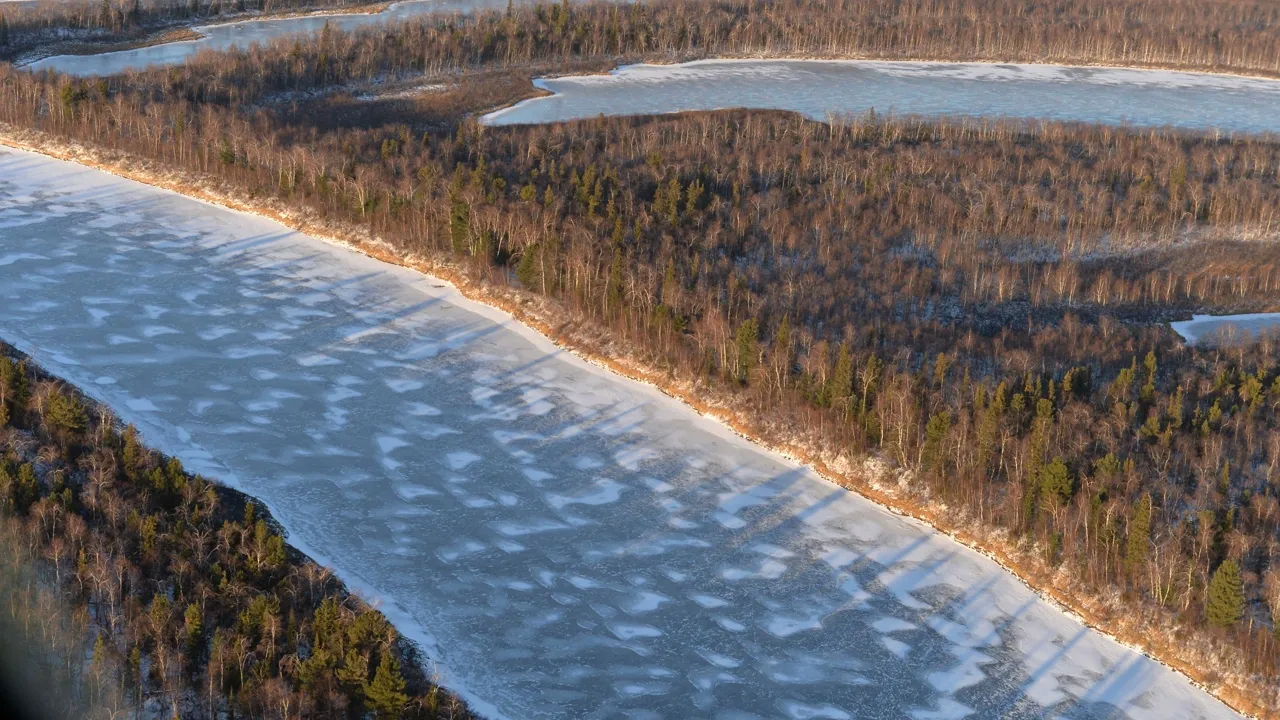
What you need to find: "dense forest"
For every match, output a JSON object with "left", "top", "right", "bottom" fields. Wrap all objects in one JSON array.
[
  {"left": 4, "top": 0, "right": 1280, "bottom": 714},
  {"left": 0, "top": 344, "right": 475, "bottom": 719},
  {"left": 5, "top": 0, "right": 1280, "bottom": 75},
  {"left": 0, "top": 0, "right": 383, "bottom": 61}
]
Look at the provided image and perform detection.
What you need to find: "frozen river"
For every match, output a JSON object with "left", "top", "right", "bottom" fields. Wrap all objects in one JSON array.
[
  {"left": 26, "top": 0, "right": 515, "bottom": 76},
  {"left": 0, "top": 146, "right": 1239, "bottom": 719},
  {"left": 1171, "top": 313, "right": 1280, "bottom": 345},
  {"left": 481, "top": 60, "right": 1280, "bottom": 134}
]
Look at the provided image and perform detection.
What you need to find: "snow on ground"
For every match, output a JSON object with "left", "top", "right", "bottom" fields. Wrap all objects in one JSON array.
[
  {"left": 0, "top": 146, "right": 1240, "bottom": 719},
  {"left": 1171, "top": 313, "right": 1280, "bottom": 345},
  {"left": 481, "top": 59, "right": 1280, "bottom": 135}
]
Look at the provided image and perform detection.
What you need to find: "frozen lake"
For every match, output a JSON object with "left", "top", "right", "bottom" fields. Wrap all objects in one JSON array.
[
  {"left": 25, "top": 0, "right": 515, "bottom": 76},
  {"left": 482, "top": 60, "right": 1280, "bottom": 134},
  {"left": 1171, "top": 313, "right": 1280, "bottom": 345},
  {"left": 0, "top": 146, "right": 1239, "bottom": 720}
]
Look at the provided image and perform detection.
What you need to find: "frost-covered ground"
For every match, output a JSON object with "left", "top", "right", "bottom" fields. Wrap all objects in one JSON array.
[
  {"left": 25, "top": 0, "right": 517, "bottom": 76},
  {"left": 0, "top": 147, "right": 1240, "bottom": 720},
  {"left": 482, "top": 59, "right": 1280, "bottom": 134},
  {"left": 1171, "top": 313, "right": 1280, "bottom": 345}
]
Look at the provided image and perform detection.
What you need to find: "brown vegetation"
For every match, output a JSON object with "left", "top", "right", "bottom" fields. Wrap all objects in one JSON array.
[
  {"left": 5, "top": 0, "right": 1280, "bottom": 715},
  {"left": 6, "top": 0, "right": 1280, "bottom": 76},
  {"left": 0, "top": 345, "right": 474, "bottom": 719}
]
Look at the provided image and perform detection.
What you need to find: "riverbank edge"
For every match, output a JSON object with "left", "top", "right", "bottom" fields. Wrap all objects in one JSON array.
[
  {"left": 0, "top": 337, "right": 479, "bottom": 720},
  {"left": 0, "top": 123, "right": 1265, "bottom": 719},
  {"left": 7, "top": 1, "right": 393, "bottom": 65},
  {"left": 481, "top": 57, "right": 1280, "bottom": 127}
]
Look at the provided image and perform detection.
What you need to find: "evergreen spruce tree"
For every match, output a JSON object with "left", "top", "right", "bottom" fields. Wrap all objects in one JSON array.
[
  {"left": 449, "top": 199, "right": 471, "bottom": 254},
  {"left": 1206, "top": 560, "right": 1244, "bottom": 628},
  {"left": 828, "top": 343, "right": 854, "bottom": 417},
  {"left": 772, "top": 315, "right": 793, "bottom": 387},
  {"left": 734, "top": 318, "right": 758, "bottom": 384},
  {"left": 365, "top": 649, "right": 408, "bottom": 719},
  {"left": 1039, "top": 457, "right": 1073, "bottom": 505},
  {"left": 920, "top": 411, "right": 952, "bottom": 476},
  {"left": 1125, "top": 493, "right": 1152, "bottom": 577},
  {"left": 184, "top": 603, "right": 203, "bottom": 660}
]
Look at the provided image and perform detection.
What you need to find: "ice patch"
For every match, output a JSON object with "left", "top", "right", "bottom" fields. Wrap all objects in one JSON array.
[
  {"left": 777, "top": 700, "right": 852, "bottom": 720},
  {"left": 872, "top": 617, "right": 917, "bottom": 634},
  {"left": 377, "top": 436, "right": 410, "bottom": 454},
  {"left": 386, "top": 378, "right": 425, "bottom": 393},
  {"left": 405, "top": 402, "right": 442, "bottom": 416},
  {"left": 908, "top": 698, "right": 975, "bottom": 720},
  {"left": 618, "top": 591, "right": 670, "bottom": 615},
  {"left": 546, "top": 478, "right": 627, "bottom": 509},
  {"left": 690, "top": 594, "right": 730, "bottom": 609},
  {"left": 882, "top": 637, "right": 911, "bottom": 659},
  {"left": 296, "top": 353, "right": 342, "bottom": 367},
  {"left": 446, "top": 451, "right": 482, "bottom": 470},
  {"left": 722, "top": 558, "right": 788, "bottom": 581},
  {"left": 696, "top": 649, "right": 742, "bottom": 669},
  {"left": 608, "top": 622, "right": 663, "bottom": 640},
  {"left": 490, "top": 518, "right": 571, "bottom": 536}
]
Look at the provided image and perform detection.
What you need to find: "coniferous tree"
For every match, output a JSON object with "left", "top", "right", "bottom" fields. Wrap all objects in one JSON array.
[
  {"left": 1207, "top": 560, "right": 1245, "bottom": 629},
  {"left": 734, "top": 318, "right": 758, "bottom": 384},
  {"left": 1126, "top": 493, "right": 1152, "bottom": 578},
  {"left": 365, "top": 649, "right": 409, "bottom": 719},
  {"left": 920, "top": 410, "right": 951, "bottom": 476}
]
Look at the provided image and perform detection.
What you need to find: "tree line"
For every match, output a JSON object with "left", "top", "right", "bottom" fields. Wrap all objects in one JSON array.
[
  {"left": 5, "top": 0, "right": 1280, "bottom": 711},
  {"left": 0, "top": 344, "right": 475, "bottom": 719},
  {"left": 8, "top": 0, "right": 1280, "bottom": 76},
  {"left": 0, "top": 0, "right": 375, "bottom": 60}
]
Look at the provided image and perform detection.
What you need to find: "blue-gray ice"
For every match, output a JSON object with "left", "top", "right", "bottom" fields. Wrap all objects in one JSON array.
[
  {"left": 26, "top": 0, "right": 517, "bottom": 76},
  {"left": 483, "top": 59, "right": 1280, "bottom": 135},
  {"left": 0, "top": 147, "right": 1239, "bottom": 720}
]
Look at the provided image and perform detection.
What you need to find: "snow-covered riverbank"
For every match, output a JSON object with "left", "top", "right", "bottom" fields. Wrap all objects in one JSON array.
[
  {"left": 481, "top": 59, "right": 1280, "bottom": 134},
  {"left": 0, "top": 143, "right": 1244, "bottom": 719},
  {"left": 24, "top": 0, "right": 515, "bottom": 76},
  {"left": 1171, "top": 313, "right": 1280, "bottom": 345}
]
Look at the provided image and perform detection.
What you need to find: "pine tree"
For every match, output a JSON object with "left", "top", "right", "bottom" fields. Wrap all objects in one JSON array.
[
  {"left": 771, "top": 315, "right": 793, "bottom": 388},
  {"left": 828, "top": 343, "right": 854, "bottom": 417},
  {"left": 335, "top": 647, "right": 368, "bottom": 697},
  {"left": 184, "top": 603, "right": 203, "bottom": 660},
  {"left": 449, "top": 199, "right": 471, "bottom": 254},
  {"left": 920, "top": 410, "right": 952, "bottom": 475},
  {"left": 734, "top": 318, "right": 758, "bottom": 384},
  {"left": 1206, "top": 560, "right": 1244, "bottom": 628},
  {"left": 365, "top": 649, "right": 408, "bottom": 719},
  {"left": 1039, "top": 457, "right": 1073, "bottom": 505},
  {"left": 1125, "top": 493, "right": 1152, "bottom": 577},
  {"left": 605, "top": 248, "right": 624, "bottom": 316}
]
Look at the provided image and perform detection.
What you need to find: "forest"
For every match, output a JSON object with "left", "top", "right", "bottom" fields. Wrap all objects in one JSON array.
[
  {"left": 0, "top": 344, "right": 476, "bottom": 719},
  {"left": 3, "top": 0, "right": 1280, "bottom": 715},
  {"left": 4, "top": 0, "right": 1280, "bottom": 75}
]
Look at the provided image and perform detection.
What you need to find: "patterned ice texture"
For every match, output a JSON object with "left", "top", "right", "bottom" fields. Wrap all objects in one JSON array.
[
  {"left": 481, "top": 59, "right": 1280, "bottom": 135},
  {"left": 0, "top": 147, "right": 1239, "bottom": 720}
]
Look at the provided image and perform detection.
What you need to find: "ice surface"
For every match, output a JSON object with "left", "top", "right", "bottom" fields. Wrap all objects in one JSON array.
[
  {"left": 27, "top": 0, "right": 529, "bottom": 76},
  {"left": 483, "top": 59, "right": 1280, "bottom": 135},
  {"left": 1170, "top": 313, "right": 1280, "bottom": 345},
  {"left": 0, "top": 147, "right": 1239, "bottom": 719}
]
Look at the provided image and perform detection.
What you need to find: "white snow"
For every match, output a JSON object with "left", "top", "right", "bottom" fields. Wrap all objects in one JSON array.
[
  {"left": 0, "top": 146, "right": 1241, "bottom": 720},
  {"left": 482, "top": 59, "right": 1280, "bottom": 135},
  {"left": 1170, "top": 312, "right": 1280, "bottom": 345}
]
